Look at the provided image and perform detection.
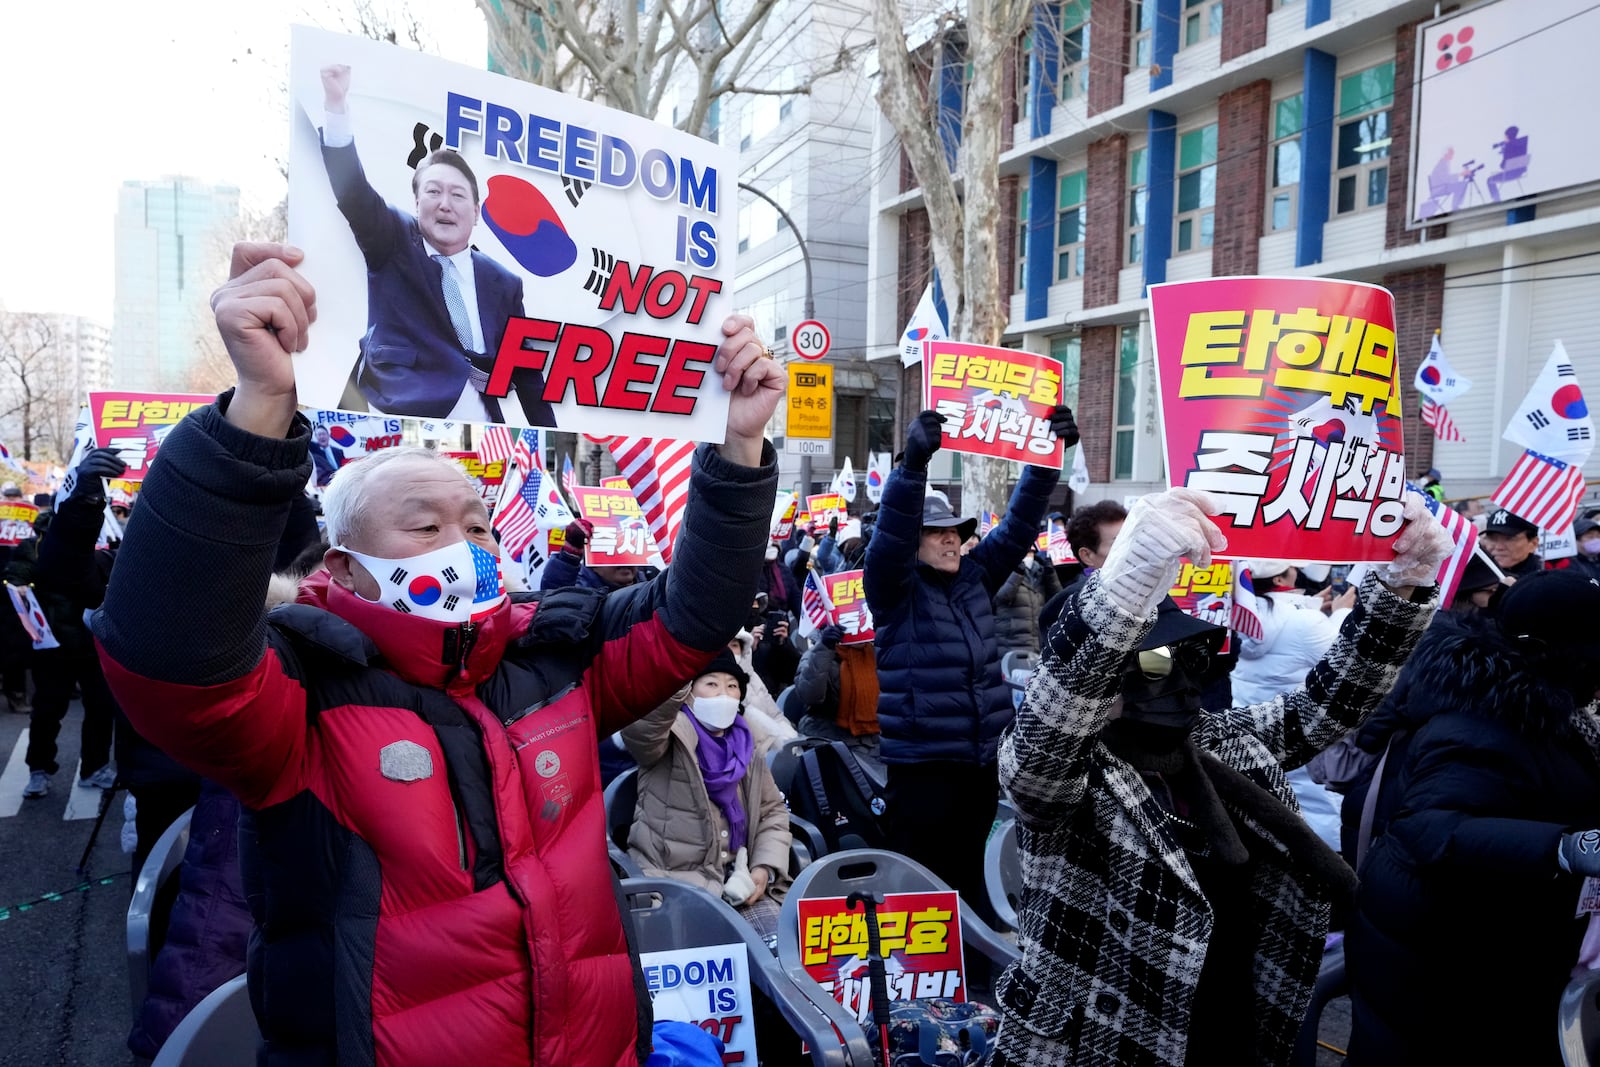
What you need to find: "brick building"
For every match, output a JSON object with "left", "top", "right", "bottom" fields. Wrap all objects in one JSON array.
[{"left": 865, "top": 0, "right": 1600, "bottom": 503}]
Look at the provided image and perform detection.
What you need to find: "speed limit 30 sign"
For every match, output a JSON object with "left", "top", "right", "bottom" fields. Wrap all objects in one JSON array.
[{"left": 790, "top": 319, "right": 831, "bottom": 361}]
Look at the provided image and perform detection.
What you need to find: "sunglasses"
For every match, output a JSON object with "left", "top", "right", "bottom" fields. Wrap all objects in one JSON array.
[{"left": 1133, "top": 643, "right": 1213, "bottom": 681}]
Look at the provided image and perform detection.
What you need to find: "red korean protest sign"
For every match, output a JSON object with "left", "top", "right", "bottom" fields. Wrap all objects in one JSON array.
[
  {"left": 88, "top": 392, "right": 213, "bottom": 483},
  {"left": 798, "top": 891, "right": 966, "bottom": 1024},
  {"left": 805, "top": 493, "right": 847, "bottom": 534},
  {"left": 289, "top": 27, "right": 738, "bottom": 441},
  {"left": 771, "top": 492, "right": 797, "bottom": 541},
  {"left": 1168, "top": 560, "right": 1234, "bottom": 654},
  {"left": 575, "top": 486, "right": 661, "bottom": 566},
  {"left": 601, "top": 475, "right": 632, "bottom": 490},
  {"left": 443, "top": 452, "right": 508, "bottom": 511},
  {"left": 1035, "top": 531, "right": 1050, "bottom": 555},
  {"left": 0, "top": 502, "right": 39, "bottom": 547},
  {"left": 1149, "top": 277, "right": 1405, "bottom": 564},
  {"left": 821, "top": 570, "right": 874, "bottom": 645},
  {"left": 922, "top": 341, "right": 1064, "bottom": 467}
]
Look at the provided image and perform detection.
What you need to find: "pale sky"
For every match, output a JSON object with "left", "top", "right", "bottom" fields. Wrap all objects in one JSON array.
[{"left": 0, "top": 0, "right": 488, "bottom": 324}]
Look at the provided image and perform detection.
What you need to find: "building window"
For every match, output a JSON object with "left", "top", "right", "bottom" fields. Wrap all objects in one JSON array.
[
  {"left": 1019, "top": 31, "right": 1034, "bottom": 121},
  {"left": 1126, "top": 146, "right": 1149, "bottom": 266},
  {"left": 1183, "top": 0, "right": 1223, "bottom": 48},
  {"left": 706, "top": 98, "right": 721, "bottom": 145},
  {"left": 1015, "top": 185, "right": 1030, "bottom": 293},
  {"left": 1051, "top": 335, "right": 1082, "bottom": 412},
  {"left": 1267, "top": 94, "right": 1302, "bottom": 231},
  {"left": 1114, "top": 325, "right": 1139, "bottom": 480},
  {"left": 740, "top": 106, "right": 753, "bottom": 151},
  {"left": 868, "top": 397, "right": 897, "bottom": 454},
  {"left": 738, "top": 205, "right": 751, "bottom": 253},
  {"left": 1056, "top": 170, "right": 1086, "bottom": 280},
  {"left": 1131, "top": 0, "right": 1157, "bottom": 70},
  {"left": 1060, "top": 1, "right": 1090, "bottom": 100},
  {"left": 1334, "top": 61, "right": 1394, "bottom": 216},
  {"left": 779, "top": 98, "right": 792, "bottom": 120},
  {"left": 1174, "top": 124, "right": 1217, "bottom": 253}
]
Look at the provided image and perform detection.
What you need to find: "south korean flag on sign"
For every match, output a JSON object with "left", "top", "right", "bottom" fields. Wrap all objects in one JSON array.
[{"left": 1505, "top": 341, "right": 1595, "bottom": 464}]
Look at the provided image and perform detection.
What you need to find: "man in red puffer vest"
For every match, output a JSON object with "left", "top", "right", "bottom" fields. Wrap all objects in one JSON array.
[{"left": 94, "top": 242, "right": 784, "bottom": 1067}]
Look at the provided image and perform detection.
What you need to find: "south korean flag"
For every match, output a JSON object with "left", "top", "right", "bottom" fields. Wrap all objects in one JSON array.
[{"left": 1504, "top": 341, "right": 1595, "bottom": 464}]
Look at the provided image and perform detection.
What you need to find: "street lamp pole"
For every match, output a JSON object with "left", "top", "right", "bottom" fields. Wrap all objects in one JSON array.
[{"left": 738, "top": 181, "right": 818, "bottom": 501}]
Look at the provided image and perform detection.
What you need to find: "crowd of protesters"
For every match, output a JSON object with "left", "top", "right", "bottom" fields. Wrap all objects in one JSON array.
[{"left": 2, "top": 240, "right": 1599, "bottom": 1067}]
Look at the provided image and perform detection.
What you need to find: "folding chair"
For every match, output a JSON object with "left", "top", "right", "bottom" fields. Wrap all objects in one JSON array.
[
  {"left": 1560, "top": 968, "right": 1600, "bottom": 1067},
  {"left": 128, "top": 807, "right": 194, "bottom": 1021},
  {"left": 151, "top": 974, "right": 257, "bottom": 1067},
  {"left": 1290, "top": 936, "right": 1350, "bottom": 1067},
  {"left": 604, "top": 767, "right": 639, "bottom": 850},
  {"left": 621, "top": 876, "right": 876, "bottom": 1067},
  {"left": 983, "top": 820, "right": 1021, "bottom": 932}
]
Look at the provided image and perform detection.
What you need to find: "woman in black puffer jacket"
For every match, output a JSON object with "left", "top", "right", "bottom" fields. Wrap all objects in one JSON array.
[{"left": 1346, "top": 571, "right": 1600, "bottom": 1066}]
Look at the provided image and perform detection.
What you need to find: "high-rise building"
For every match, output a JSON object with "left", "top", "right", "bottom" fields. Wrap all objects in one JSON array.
[
  {"left": 113, "top": 177, "right": 240, "bottom": 389},
  {"left": 869, "top": 0, "right": 1600, "bottom": 501}
]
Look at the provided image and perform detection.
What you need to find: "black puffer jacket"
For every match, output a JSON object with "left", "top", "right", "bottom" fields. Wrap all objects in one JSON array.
[
  {"left": 991, "top": 557, "right": 1060, "bottom": 659},
  {"left": 1346, "top": 616, "right": 1600, "bottom": 1066}
]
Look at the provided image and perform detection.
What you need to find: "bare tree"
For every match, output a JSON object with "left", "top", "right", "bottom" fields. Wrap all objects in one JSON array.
[
  {"left": 872, "top": 0, "right": 1032, "bottom": 513},
  {"left": 0, "top": 312, "right": 76, "bottom": 461},
  {"left": 478, "top": 0, "right": 862, "bottom": 133}
]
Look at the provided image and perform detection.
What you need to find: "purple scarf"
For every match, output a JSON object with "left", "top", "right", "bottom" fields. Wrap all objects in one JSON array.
[{"left": 685, "top": 708, "right": 755, "bottom": 852}]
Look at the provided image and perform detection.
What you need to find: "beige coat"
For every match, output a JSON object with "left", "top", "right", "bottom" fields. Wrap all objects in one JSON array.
[{"left": 622, "top": 701, "right": 792, "bottom": 900}]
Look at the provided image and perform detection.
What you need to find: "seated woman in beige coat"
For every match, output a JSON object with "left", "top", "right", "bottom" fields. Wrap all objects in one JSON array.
[{"left": 623, "top": 649, "right": 793, "bottom": 936}]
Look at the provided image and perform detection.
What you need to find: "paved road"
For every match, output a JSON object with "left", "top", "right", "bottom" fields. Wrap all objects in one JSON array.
[{"left": 0, "top": 702, "right": 135, "bottom": 1067}]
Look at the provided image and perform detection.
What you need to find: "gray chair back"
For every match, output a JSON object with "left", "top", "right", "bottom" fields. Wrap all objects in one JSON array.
[
  {"left": 603, "top": 766, "right": 638, "bottom": 850},
  {"left": 127, "top": 807, "right": 194, "bottom": 1021},
  {"left": 151, "top": 974, "right": 257, "bottom": 1067},
  {"left": 984, "top": 820, "right": 1021, "bottom": 931},
  {"left": 1560, "top": 969, "right": 1600, "bottom": 1067},
  {"left": 621, "top": 877, "right": 875, "bottom": 1066}
]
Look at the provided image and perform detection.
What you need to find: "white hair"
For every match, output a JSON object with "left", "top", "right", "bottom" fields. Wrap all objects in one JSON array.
[{"left": 321, "top": 446, "right": 473, "bottom": 547}]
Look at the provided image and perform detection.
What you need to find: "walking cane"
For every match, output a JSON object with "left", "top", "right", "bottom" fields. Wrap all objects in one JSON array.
[
  {"left": 76, "top": 782, "right": 119, "bottom": 877},
  {"left": 847, "top": 891, "right": 893, "bottom": 1067}
]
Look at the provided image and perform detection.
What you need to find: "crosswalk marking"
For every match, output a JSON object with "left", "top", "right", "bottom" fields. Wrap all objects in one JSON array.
[
  {"left": 0, "top": 730, "right": 28, "bottom": 818},
  {"left": 62, "top": 760, "right": 105, "bottom": 821}
]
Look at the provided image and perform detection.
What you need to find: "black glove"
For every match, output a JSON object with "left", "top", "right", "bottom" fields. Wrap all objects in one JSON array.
[
  {"left": 1047, "top": 405, "right": 1080, "bottom": 451},
  {"left": 561, "top": 518, "right": 593, "bottom": 558},
  {"left": 1560, "top": 830, "right": 1600, "bottom": 877},
  {"left": 828, "top": 515, "right": 839, "bottom": 537},
  {"left": 820, "top": 623, "right": 845, "bottom": 649},
  {"left": 69, "top": 449, "right": 128, "bottom": 502},
  {"left": 902, "top": 410, "right": 946, "bottom": 471}
]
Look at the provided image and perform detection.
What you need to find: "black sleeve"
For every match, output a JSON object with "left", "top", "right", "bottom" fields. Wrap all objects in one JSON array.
[
  {"left": 94, "top": 393, "right": 312, "bottom": 686},
  {"left": 34, "top": 494, "right": 111, "bottom": 608}
]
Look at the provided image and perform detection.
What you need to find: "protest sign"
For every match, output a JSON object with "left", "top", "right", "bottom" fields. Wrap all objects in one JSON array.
[
  {"left": 922, "top": 341, "right": 1064, "bottom": 467},
  {"left": 1035, "top": 531, "right": 1050, "bottom": 554},
  {"left": 770, "top": 492, "right": 797, "bottom": 541},
  {"left": 8, "top": 584, "right": 58, "bottom": 650},
  {"left": 0, "top": 501, "right": 38, "bottom": 547},
  {"left": 601, "top": 475, "right": 632, "bottom": 491},
  {"left": 821, "top": 570, "right": 874, "bottom": 644},
  {"left": 977, "top": 510, "right": 1001, "bottom": 537},
  {"left": 1168, "top": 560, "right": 1234, "bottom": 653},
  {"left": 1047, "top": 528, "right": 1072, "bottom": 565},
  {"left": 88, "top": 392, "right": 212, "bottom": 482},
  {"left": 805, "top": 493, "right": 847, "bottom": 533},
  {"left": 640, "top": 943, "right": 756, "bottom": 1066},
  {"left": 442, "top": 452, "right": 508, "bottom": 511},
  {"left": 1149, "top": 277, "right": 1405, "bottom": 564},
  {"left": 288, "top": 26, "right": 739, "bottom": 441},
  {"left": 575, "top": 485, "right": 662, "bottom": 567},
  {"left": 1542, "top": 525, "right": 1578, "bottom": 561},
  {"left": 798, "top": 891, "right": 966, "bottom": 1024}
]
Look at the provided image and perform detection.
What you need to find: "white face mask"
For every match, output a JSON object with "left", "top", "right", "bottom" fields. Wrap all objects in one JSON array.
[
  {"left": 689, "top": 694, "right": 741, "bottom": 731},
  {"left": 1583, "top": 537, "right": 1600, "bottom": 556},
  {"left": 337, "top": 539, "right": 506, "bottom": 623}
]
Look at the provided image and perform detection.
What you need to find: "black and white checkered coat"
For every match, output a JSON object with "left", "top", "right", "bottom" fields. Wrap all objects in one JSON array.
[{"left": 991, "top": 572, "right": 1435, "bottom": 1066}]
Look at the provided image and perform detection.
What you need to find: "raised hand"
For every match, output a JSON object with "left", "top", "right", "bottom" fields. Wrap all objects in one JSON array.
[
  {"left": 902, "top": 410, "right": 946, "bottom": 471},
  {"left": 715, "top": 314, "right": 784, "bottom": 467},
  {"left": 321, "top": 64, "right": 351, "bottom": 113},
  {"left": 209, "top": 242, "right": 317, "bottom": 437}
]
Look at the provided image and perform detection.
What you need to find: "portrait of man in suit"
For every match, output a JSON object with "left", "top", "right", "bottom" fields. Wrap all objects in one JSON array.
[
  {"left": 318, "top": 63, "right": 554, "bottom": 426},
  {"left": 308, "top": 425, "right": 345, "bottom": 487}
]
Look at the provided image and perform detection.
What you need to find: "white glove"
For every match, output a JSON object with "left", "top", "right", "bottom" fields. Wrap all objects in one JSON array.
[
  {"left": 722, "top": 846, "right": 756, "bottom": 906},
  {"left": 1098, "top": 488, "right": 1228, "bottom": 617},
  {"left": 1374, "top": 491, "right": 1454, "bottom": 589}
]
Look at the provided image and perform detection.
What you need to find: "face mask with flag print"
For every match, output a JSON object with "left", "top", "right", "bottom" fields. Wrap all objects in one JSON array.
[{"left": 337, "top": 539, "right": 506, "bottom": 623}]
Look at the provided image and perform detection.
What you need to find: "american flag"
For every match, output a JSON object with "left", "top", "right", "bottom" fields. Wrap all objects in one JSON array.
[
  {"left": 799, "top": 569, "right": 834, "bottom": 635},
  {"left": 492, "top": 429, "right": 544, "bottom": 559},
  {"left": 477, "top": 425, "right": 517, "bottom": 468},
  {"left": 561, "top": 454, "right": 576, "bottom": 499},
  {"left": 1491, "top": 448, "right": 1588, "bottom": 531},
  {"left": 602, "top": 437, "right": 695, "bottom": 563},
  {"left": 1415, "top": 485, "right": 1477, "bottom": 603},
  {"left": 1231, "top": 567, "right": 1266, "bottom": 641},
  {"left": 1421, "top": 398, "right": 1465, "bottom": 443}
]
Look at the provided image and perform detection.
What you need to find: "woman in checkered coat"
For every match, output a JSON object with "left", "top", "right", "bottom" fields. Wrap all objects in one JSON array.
[{"left": 989, "top": 487, "right": 1452, "bottom": 1066}]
